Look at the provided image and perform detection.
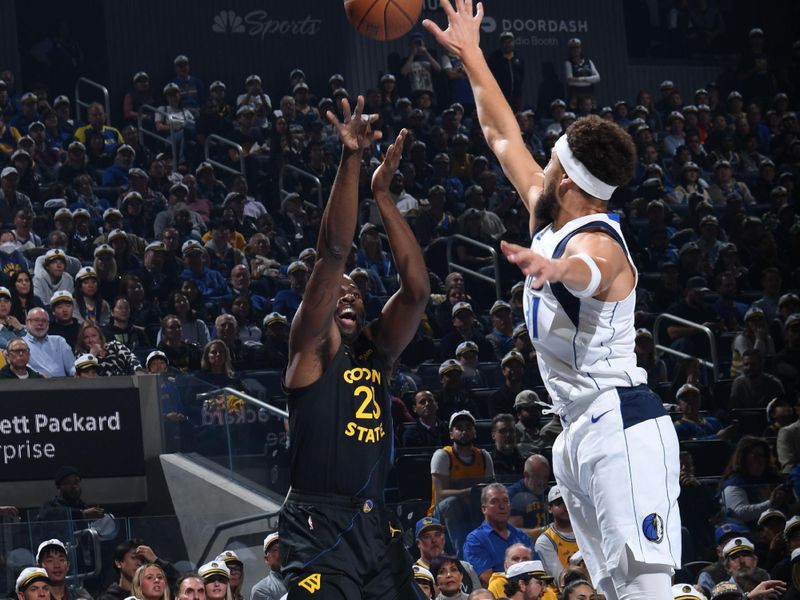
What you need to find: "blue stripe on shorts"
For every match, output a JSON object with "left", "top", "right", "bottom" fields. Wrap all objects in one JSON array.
[{"left": 618, "top": 384, "right": 667, "bottom": 429}]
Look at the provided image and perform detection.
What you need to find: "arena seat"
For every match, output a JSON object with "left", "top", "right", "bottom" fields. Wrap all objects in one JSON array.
[
  {"left": 415, "top": 362, "right": 442, "bottom": 390},
  {"left": 476, "top": 361, "right": 501, "bottom": 387},
  {"left": 729, "top": 408, "right": 768, "bottom": 436},
  {"left": 393, "top": 453, "right": 434, "bottom": 502},
  {"left": 680, "top": 439, "right": 733, "bottom": 477}
]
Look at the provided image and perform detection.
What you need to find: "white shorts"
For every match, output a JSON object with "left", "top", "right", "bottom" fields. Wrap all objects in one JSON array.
[{"left": 552, "top": 385, "right": 682, "bottom": 584}]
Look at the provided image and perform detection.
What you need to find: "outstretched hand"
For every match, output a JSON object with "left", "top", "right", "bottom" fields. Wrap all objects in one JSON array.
[
  {"left": 422, "top": 0, "right": 484, "bottom": 58},
  {"left": 501, "top": 241, "right": 564, "bottom": 289},
  {"left": 371, "top": 129, "right": 407, "bottom": 196},
  {"left": 326, "top": 96, "right": 382, "bottom": 152}
]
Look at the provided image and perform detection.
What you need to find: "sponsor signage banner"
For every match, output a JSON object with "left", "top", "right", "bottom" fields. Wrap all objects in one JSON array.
[{"left": 0, "top": 386, "right": 144, "bottom": 481}]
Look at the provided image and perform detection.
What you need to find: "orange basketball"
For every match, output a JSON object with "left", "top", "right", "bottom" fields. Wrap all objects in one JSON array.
[{"left": 344, "top": 0, "right": 423, "bottom": 41}]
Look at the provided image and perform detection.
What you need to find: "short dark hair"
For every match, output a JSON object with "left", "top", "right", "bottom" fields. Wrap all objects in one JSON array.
[
  {"left": 176, "top": 573, "right": 203, "bottom": 593},
  {"left": 565, "top": 115, "right": 637, "bottom": 188},
  {"left": 112, "top": 539, "right": 145, "bottom": 570},
  {"left": 491, "top": 413, "right": 514, "bottom": 431},
  {"left": 504, "top": 577, "right": 526, "bottom": 597}
]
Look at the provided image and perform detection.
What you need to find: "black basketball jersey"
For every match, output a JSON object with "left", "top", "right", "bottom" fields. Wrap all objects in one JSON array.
[{"left": 287, "top": 337, "right": 393, "bottom": 499}]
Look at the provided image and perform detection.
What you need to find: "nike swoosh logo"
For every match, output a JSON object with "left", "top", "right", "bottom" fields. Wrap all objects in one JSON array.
[{"left": 591, "top": 409, "right": 613, "bottom": 423}]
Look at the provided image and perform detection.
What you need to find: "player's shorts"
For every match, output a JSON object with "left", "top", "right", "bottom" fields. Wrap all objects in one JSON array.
[
  {"left": 279, "top": 490, "right": 425, "bottom": 600},
  {"left": 551, "top": 384, "right": 682, "bottom": 583}
]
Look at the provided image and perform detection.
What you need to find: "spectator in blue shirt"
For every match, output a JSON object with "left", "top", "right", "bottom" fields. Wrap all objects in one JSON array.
[
  {"left": 463, "top": 482, "right": 535, "bottom": 587},
  {"left": 673, "top": 383, "right": 734, "bottom": 441},
  {"left": 9, "top": 92, "right": 38, "bottom": 135},
  {"left": 100, "top": 144, "right": 135, "bottom": 187},
  {"left": 272, "top": 260, "right": 308, "bottom": 323},
  {"left": 22, "top": 307, "right": 75, "bottom": 376},
  {"left": 178, "top": 240, "right": 231, "bottom": 307},
  {"left": 170, "top": 55, "right": 204, "bottom": 113}
]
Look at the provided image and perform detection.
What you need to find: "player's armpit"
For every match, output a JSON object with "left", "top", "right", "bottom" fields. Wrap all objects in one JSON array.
[{"left": 563, "top": 231, "right": 634, "bottom": 301}]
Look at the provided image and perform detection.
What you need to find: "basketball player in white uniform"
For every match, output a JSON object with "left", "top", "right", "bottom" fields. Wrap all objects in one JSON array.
[{"left": 424, "top": 3, "right": 681, "bottom": 599}]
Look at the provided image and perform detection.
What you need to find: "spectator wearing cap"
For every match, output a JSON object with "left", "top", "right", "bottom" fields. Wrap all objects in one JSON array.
[
  {"left": 532, "top": 486, "right": 577, "bottom": 583},
  {"left": 74, "top": 265, "right": 111, "bottom": 326},
  {"left": 155, "top": 83, "right": 196, "bottom": 164},
  {"left": 696, "top": 214, "right": 724, "bottom": 267},
  {"left": 515, "top": 390, "right": 551, "bottom": 456},
  {"left": 48, "top": 290, "right": 80, "bottom": 347},
  {"left": 698, "top": 522, "right": 753, "bottom": 593},
  {"left": 731, "top": 308, "right": 775, "bottom": 377},
  {"left": 14, "top": 568, "right": 50, "bottom": 600},
  {"left": 437, "top": 358, "right": 479, "bottom": 419},
  {"left": 767, "top": 516, "right": 800, "bottom": 586},
  {"left": 403, "top": 389, "right": 450, "bottom": 448},
  {"left": 36, "top": 465, "right": 104, "bottom": 521},
  {"left": 487, "top": 31, "right": 524, "bottom": 112},
  {"left": 751, "top": 509, "right": 787, "bottom": 572},
  {"left": 730, "top": 349, "right": 785, "bottom": 410},
  {"left": 0, "top": 337, "right": 42, "bottom": 378},
  {"left": 674, "top": 383, "right": 731, "bottom": 441},
  {"left": 11, "top": 206, "right": 40, "bottom": 252},
  {"left": 564, "top": 38, "right": 600, "bottom": 110},
  {"left": 430, "top": 410, "right": 495, "bottom": 556},
  {"left": 272, "top": 260, "right": 308, "bottom": 323},
  {"left": 260, "top": 312, "right": 289, "bottom": 369},
  {"left": 487, "top": 300, "right": 514, "bottom": 358},
  {"left": 439, "top": 301, "right": 495, "bottom": 362},
  {"left": 169, "top": 54, "right": 204, "bottom": 113},
  {"left": 123, "top": 71, "right": 155, "bottom": 125},
  {"left": 634, "top": 328, "right": 668, "bottom": 388},
  {"left": 348, "top": 267, "right": 382, "bottom": 323},
  {"left": 236, "top": 74, "right": 271, "bottom": 116},
  {"left": 0, "top": 228, "right": 28, "bottom": 284},
  {"left": 33, "top": 249, "right": 73, "bottom": 304},
  {"left": 273, "top": 193, "right": 310, "bottom": 255},
  {"left": 27, "top": 116, "right": 60, "bottom": 179},
  {"left": 205, "top": 220, "right": 246, "bottom": 276},
  {"left": 0, "top": 166, "right": 33, "bottom": 224},
  {"left": 9, "top": 92, "right": 39, "bottom": 135},
  {"left": 401, "top": 32, "right": 441, "bottom": 99},
  {"left": 36, "top": 538, "right": 91, "bottom": 600},
  {"left": 69, "top": 175, "right": 109, "bottom": 224},
  {"left": 250, "top": 532, "right": 285, "bottom": 600},
  {"left": 456, "top": 340, "right": 488, "bottom": 389},
  {"left": 74, "top": 102, "right": 123, "bottom": 155},
  {"left": 708, "top": 160, "right": 754, "bottom": 207},
  {"left": 489, "top": 351, "right": 526, "bottom": 417},
  {"left": 154, "top": 183, "right": 205, "bottom": 239},
  {"left": 720, "top": 536, "right": 785, "bottom": 597},
  {"left": 675, "top": 160, "right": 711, "bottom": 205},
  {"left": 665, "top": 276, "right": 722, "bottom": 357},
  {"left": 180, "top": 240, "right": 231, "bottom": 307},
  {"left": 355, "top": 222, "right": 395, "bottom": 285},
  {"left": 101, "top": 143, "right": 136, "bottom": 187},
  {"left": 195, "top": 162, "right": 227, "bottom": 208},
  {"left": 121, "top": 190, "right": 149, "bottom": 238},
  {"left": 0, "top": 283, "right": 24, "bottom": 345},
  {"left": 463, "top": 482, "right": 533, "bottom": 587},
  {"left": 489, "top": 413, "right": 525, "bottom": 476}
]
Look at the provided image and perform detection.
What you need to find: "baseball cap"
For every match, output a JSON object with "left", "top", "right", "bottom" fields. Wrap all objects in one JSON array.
[
  {"left": 699, "top": 215, "right": 719, "bottom": 228},
  {"left": 710, "top": 581, "right": 742, "bottom": 599},
  {"left": 786, "top": 313, "right": 800, "bottom": 329},
  {"left": 660, "top": 80, "right": 674, "bottom": 90},
  {"left": 103, "top": 207, "right": 123, "bottom": 221},
  {"left": 412, "top": 564, "right": 434, "bottom": 585},
  {"left": 54, "top": 207, "right": 73, "bottom": 221},
  {"left": 50, "top": 291, "right": 74, "bottom": 306},
  {"left": 263, "top": 312, "right": 289, "bottom": 328},
  {"left": 757, "top": 508, "right": 786, "bottom": 527},
  {"left": 499, "top": 31, "right": 514, "bottom": 40},
  {"left": 223, "top": 192, "right": 244, "bottom": 207},
  {"left": 182, "top": 240, "right": 204, "bottom": 255},
  {"left": 196, "top": 161, "right": 214, "bottom": 176},
  {"left": 68, "top": 140, "right": 86, "bottom": 152},
  {"left": 36, "top": 539, "right": 67, "bottom": 563},
  {"left": 145, "top": 241, "right": 167, "bottom": 254},
  {"left": 714, "top": 522, "right": 748, "bottom": 545},
  {"left": 198, "top": 561, "right": 229, "bottom": 580},
  {"left": 53, "top": 95, "right": 70, "bottom": 107},
  {"left": 263, "top": 532, "right": 279, "bottom": 553},
  {"left": 54, "top": 465, "right": 81, "bottom": 485},
  {"left": 778, "top": 293, "right": 800, "bottom": 308},
  {"left": 679, "top": 242, "right": 700, "bottom": 258},
  {"left": 567, "top": 37, "right": 582, "bottom": 47},
  {"left": 635, "top": 328, "right": 653, "bottom": 340},
  {"left": 245, "top": 74, "right": 261, "bottom": 86},
  {"left": 74, "top": 354, "right": 99, "bottom": 371},
  {"left": 108, "top": 229, "right": 128, "bottom": 243},
  {"left": 785, "top": 515, "right": 800, "bottom": 538},
  {"left": 289, "top": 68, "right": 306, "bottom": 80},
  {"left": 512, "top": 323, "right": 529, "bottom": 339},
  {"left": 133, "top": 71, "right": 149, "bottom": 82},
  {"left": 722, "top": 536, "right": 755, "bottom": 559},
  {"left": 76, "top": 266, "right": 99, "bottom": 282},
  {"left": 415, "top": 516, "right": 444, "bottom": 538},
  {"left": 349, "top": 267, "right": 369, "bottom": 281},
  {"left": 28, "top": 121, "right": 45, "bottom": 132},
  {"left": 44, "top": 248, "right": 67, "bottom": 265},
  {"left": 72, "top": 208, "right": 91, "bottom": 221},
  {"left": 15, "top": 568, "right": 49, "bottom": 593},
  {"left": 169, "top": 182, "right": 189, "bottom": 196},
  {"left": 287, "top": 260, "right": 309, "bottom": 275},
  {"left": 448, "top": 410, "right": 475, "bottom": 429},
  {"left": 744, "top": 306, "right": 765, "bottom": 321},
  {"left": 20, "top": 92, "right": 37, "bottom": 104},
  {"left": 359, "top": 222, "right": 379, "bottom": 238},
  {"left": 514, "top": 390, "right": 539, "bottom": 409},
  {"left": 93, "top": 244, "right": 115, "bottom": 259},
  {"left": 215, "top": 550, "right": 243, "bottom": 566},
  {"left": 510, "top": 281, "right": 525, "bottom": 298},
  {"left": 1, "top": 166, "right": 18, "bottom": 179},
  {"left": 490, "top": 300, "right": 511, "bottom": 315},
  {"left": 439, "top": 359, "right": 463, "bottom": 377},
  {"left": 506, "top": 560, "right": 552, "bottom": 582},
  {"left": 686, "top": 276, "right": 709, "bottom": 291},
  {"left": 210, "top": 80, "right": 226, "bottom": 91},
  {"left": 672, "top": 583, "right": 707, "bottom": 600},
  {"left": 676, "top": 383, "right": 700, "bottom": 400},
  {"left": 0, "top": 286, "right": 10, "bottom": 300},
  {"left": 173, "top": 54, "right": 189, "bottom": 65},
  {"left": 329, "top": 73, "right": 345, "bottom": 84},
  {"left": 547, "top": 486, "right": 562, "bottom": 504},
  {"left": 455, "top": 340, "right": 479, "bottom": 357},
  {"left": 451, "top": 301, "right": 474, "bottom": 318},
  {"left": 501, "top": 350, "right": 524, "bottom": 367},
  {"left": 299, "top": 247, "right": 317, "bottom": 261},
  {"left": 145, "top": 350, "right": 168, "bottom": 367}
]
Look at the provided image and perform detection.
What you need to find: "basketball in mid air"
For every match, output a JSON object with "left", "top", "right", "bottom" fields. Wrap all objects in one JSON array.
[{"left": 344, "top": 0, "right": 423, "bottom": 41}]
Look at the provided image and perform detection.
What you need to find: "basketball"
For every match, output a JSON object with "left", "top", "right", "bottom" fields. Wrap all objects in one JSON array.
[{"left": 344, "top": 0, "right": 423, "bottom": 41}]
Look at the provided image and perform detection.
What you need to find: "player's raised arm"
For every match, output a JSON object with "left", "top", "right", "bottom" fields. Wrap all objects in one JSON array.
[
  {"left": 423, "top": 0, "right": 544, "bottom": 229},
  {"left": 285, "top": 96, "right": 380, "bottom": 388},
  {"left": 367, "top": 129, "right": 431, "bottom": 365}
]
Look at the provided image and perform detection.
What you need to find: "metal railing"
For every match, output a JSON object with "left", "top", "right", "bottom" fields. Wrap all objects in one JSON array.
[
  {"left": 74, "top": 77, "right": 110, "bottom": 124},
  {"left": 446, "top": 234, "right": 502, "bottom": 300},
  {"left": 204, "top": 134, "right": 246, "bottom": 177},
  {"left": 280, "top": 164, "right": 323, "bottom": 209},
  {"left": 198, "top": 512, "right": 278, "bottom": 565},
  {"left": 138, "top": 104, "right": 178, "bottom": 165},
  {"left": 653, "top": 313, "right": 720, "bottom": 383},
  {"left": 221, "top": 387, "right": 288, "bottom": 419}
]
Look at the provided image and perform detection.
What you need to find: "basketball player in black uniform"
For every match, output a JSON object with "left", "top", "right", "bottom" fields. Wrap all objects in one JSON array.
[{"left": 279, "top": 96, "right": 430, "bottom": 600}]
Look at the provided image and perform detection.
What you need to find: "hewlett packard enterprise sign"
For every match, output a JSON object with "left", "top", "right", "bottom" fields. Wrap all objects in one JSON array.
[{"left": 0, "top": 385, "right": 144, "bottom": 480}]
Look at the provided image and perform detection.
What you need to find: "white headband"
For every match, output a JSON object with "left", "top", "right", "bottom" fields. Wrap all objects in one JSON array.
[{"left": 554, "top": 135, "right": 617, "bottom": 200}]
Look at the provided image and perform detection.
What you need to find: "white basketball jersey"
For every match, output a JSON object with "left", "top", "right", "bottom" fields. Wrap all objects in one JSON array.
[{"left": 522, "top": 213, "right": 647, "bottom": 416}]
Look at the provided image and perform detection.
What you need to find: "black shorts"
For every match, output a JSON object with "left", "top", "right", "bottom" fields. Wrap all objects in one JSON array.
[{"left": 279, "top": 490, "right": 425, "bottom": 600}]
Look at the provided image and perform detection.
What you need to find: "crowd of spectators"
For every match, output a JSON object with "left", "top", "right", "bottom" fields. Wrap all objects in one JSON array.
[{"left": 1, "top": 20, "right": 800, "bottom": 600}]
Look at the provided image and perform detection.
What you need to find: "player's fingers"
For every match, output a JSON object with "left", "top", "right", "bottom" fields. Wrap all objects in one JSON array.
[
  {"left": 353, "top": 95, "right": 365, "bottom": 118},
  {"left": 500, "top": 240, "right": 528, "bottom": 257},
  {"left": 464, "top": 0, "right": 473, "bottom": 17},
  {"left": 325, "top": 110, "right": 341, "bottom": 128},
  {"left": 422, "top": 19, "right": 445, "bottom": 38},
  {"left": 438, "top": 0, "right": 456, "bottom": 18},
  {"left": 475, "top": 2, "right": 484, "bottom": 20},
  {"left": 341, "top": 97, "right": 352, "bottom": 122}
]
